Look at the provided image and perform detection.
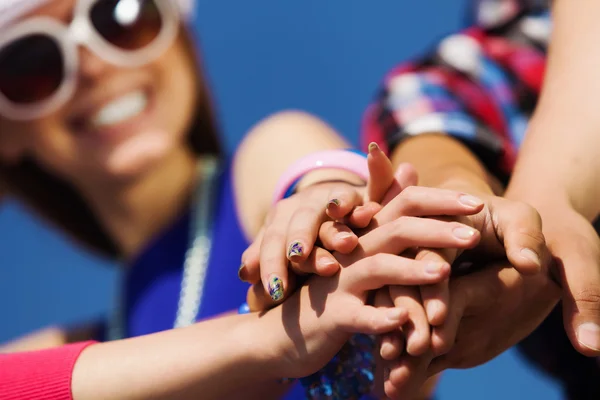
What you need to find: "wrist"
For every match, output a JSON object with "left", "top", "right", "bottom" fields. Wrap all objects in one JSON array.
[
  {"left": 427, "top": 164, "right": 496, "bottom": 196},
  {"left": 233, "top": 311, "right": 287, "bottom": 382},
  {"left": 294, "top": 169, "right": 364, "bottom": 193}
]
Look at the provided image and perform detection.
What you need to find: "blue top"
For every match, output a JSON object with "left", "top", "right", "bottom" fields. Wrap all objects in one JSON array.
[{"left": 121, "top": 162, "right": 305, "bottom": 399}]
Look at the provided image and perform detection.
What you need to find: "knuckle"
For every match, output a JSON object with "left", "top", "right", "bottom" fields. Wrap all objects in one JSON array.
[
  {"left": 515, "top": 202, "right": 543, "bottom": 226},
  {"left": 263, "top": 230, "right": 286, "bottom": 245},
  {"left": 572, "top": 289, "right": 600, "bottom": 312}
]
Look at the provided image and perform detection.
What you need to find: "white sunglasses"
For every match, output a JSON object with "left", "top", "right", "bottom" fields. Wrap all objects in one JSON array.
[{"left": 0, "top": 0, "right": 180, "bottom": 121}]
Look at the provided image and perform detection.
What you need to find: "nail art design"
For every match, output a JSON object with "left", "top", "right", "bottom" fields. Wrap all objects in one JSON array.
[
  {"left": 238, "top": 263, "right": 247, "bottom": 281},
  {"left": 368, "top": 142, "right": 380, "bottom": 153},
  {"left": 288, "top": 241, "right": 304, "bottom": 259},
  {"left": 268, "top": 275, "right": 284, "bottom": 302},
  {"left": 328, "top": 198, "right": 341, "bottom": 207}
]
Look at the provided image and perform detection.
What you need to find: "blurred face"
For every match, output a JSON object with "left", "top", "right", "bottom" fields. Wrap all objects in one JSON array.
[{"left": 0, "top": 0, "right": 198, "bottom": 185}]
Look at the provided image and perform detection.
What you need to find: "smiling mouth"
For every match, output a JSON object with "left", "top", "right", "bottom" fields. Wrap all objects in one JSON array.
[
  {"left": 92, "top": 90, "right": 149, "bottom": 129},
  {"left": 70, "top": 89, "right": 152, "bottom": 136}
]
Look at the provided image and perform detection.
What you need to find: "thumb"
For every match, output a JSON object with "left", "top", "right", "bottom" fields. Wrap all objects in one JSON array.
[{"left": 554, "top": 237, "right": 600, "bottom": 356}]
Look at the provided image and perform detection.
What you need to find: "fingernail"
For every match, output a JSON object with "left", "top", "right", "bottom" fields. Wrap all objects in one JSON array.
[
  {"left": 317, "top": 257, "right": 339, "bottom": 269},
  {"left": 238, "top": 263, "right": 248, "bottom": 281},
  {"left": 453, "top": 227, "right": 476, "bottom": 240},
  {"left": 287, "top": 241, "right": 304, "bottom": 259},
  {"left": 386, "top": 308, "right": 404, "bottom": 321},
  {"left": 520, "top": 248, "right": 541, "bottom": 268},
  {"left": 427, "top": 302, "right": 440, "bottom": 320},
  {"left": 368, "top": 142, "right": 380, "bottom": 154},
  {"left": 577, "top": 323, "right": 600, "bottom": 351},
  {"left": 380, "top": 341, "right": 394, "bottom": 357},
  {"left": 458, "top": 194, "right": 483, "bottom": 208},
  {"left": 327, "top": 198, "right": 341, "bottom": 209},
  {"left": 335, "top": 232, "right": 354, "bottom": 241},
  {"left": 268, "top": 275, "right": 284, "bottom": 302},
  {"left": 426, "top": 262, "right": 446, "bottom": 275}
]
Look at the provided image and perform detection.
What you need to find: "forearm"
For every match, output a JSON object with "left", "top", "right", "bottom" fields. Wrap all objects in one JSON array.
[
  {"left": 72, "top": 312, "right": 287, "bottom": 400},
  {"left": 234, "top": 111, "right": 363, "bottom": 239},
  {"left": 507, "top": 0, "right": 600, "bottom": 220},
  {"left": 389, "top": 133, "right": 500, "bottom": 195}
]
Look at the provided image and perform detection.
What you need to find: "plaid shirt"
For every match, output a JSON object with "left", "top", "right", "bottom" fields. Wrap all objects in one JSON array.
[
  {"left": 361, "top": 2, "right": 600, "bottom": 399},
  {"left": 361, "top": 0, "right": 550, "bottom": 182}
]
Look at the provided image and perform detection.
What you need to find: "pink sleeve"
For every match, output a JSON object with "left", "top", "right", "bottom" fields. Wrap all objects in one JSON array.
[{"left": 0, "top": 341, "right": 97, "bottom": 400}]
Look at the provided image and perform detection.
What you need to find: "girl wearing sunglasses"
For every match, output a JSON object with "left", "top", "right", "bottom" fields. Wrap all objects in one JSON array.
[{"left": 0, "top": 0, "right": 491, "bottom": 398}]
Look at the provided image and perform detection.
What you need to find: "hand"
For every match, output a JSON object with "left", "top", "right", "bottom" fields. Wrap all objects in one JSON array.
[
  {"left": 525, "top": 200, "right": 600, "bottom": 356},
  {"left": 271, "top": 214, "right": 479, "bottom": 379},
  {"left": 241, "top": 144, "right": 418, "bottom": 304},
  {"left": 387, "top": 192, "right": 552, "bottom": 332},
  {"left": 248, "top": 200, "right": 482, "bottom": 312},
  {"left": 377, "top": 259, "right": 560, "bottom": 400}
]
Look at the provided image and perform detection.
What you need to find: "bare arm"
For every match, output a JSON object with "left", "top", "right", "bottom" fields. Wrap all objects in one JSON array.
[
  {"left": 233, "top": 110, "right": 363, "bottom": 239},
  {"left": 507, "top": 0, "right": 600, "bottom": 220},
  {"left": 71, "top": 312, "right": 286, "bottom": 400}
]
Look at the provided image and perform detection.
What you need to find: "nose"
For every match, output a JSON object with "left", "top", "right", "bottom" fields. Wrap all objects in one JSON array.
[{"left": 77, "top": 45, "right": 113, "bottom": 84}]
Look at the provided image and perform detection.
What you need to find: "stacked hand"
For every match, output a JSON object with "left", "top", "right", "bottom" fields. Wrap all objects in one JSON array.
[{"left": 241, "top": 145, "right": 561, "bottom": 399}]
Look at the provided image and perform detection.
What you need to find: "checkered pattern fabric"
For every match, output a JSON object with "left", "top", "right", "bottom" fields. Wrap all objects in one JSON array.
[{"left": 361, "top": 2, "right": 550, "bottom": 182}]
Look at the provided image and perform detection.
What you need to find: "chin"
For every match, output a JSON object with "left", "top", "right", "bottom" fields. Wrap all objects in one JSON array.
[{"left": 96, "top": 128, "right": 178, "bottom": 182}]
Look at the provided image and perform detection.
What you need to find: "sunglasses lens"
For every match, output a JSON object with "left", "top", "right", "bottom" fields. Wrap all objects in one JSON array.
[
  {"left": 0, "top": 34, "right": 64, "bottom": 104},
  {"left": 91, "top": 0, "right": 164, "bottom": 51}
]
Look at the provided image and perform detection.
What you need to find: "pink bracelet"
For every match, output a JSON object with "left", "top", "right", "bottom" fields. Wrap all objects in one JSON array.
[{"left": 272, "top": 150, "right": 369, "bottom": 204}]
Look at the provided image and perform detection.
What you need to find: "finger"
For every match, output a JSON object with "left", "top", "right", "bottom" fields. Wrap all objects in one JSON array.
[
  {"left": 386, "top": 354, "right": 432, "bottom": 400},
  {"left": 247, "top": 272, "right": 298, "bottom": 312},
  {"left": 390, "top": 285, "right": 430, "bottom": 357},
  {"left": 365, "top": 142, "right": 395, "bottom": 203},
  {"left": 416, "top": 248, "right": 457, "bottom": 326},
  {"left": 429, "top": 266, "right": 493, "bottom": 357},
  {"left": 325, "top": 185, "right": 363, "bottom": 221},
  {"left": 337, "top": 305, "right": 409, "bottom": 335},
  {"left": 374, "top": 288, "right": 405, "bottom": 360},
  {"left": 286, "top": 202, "right": 329, "bottom": 263},
  {"left": 318, "top": 221, "right": 358, "bottom": 254},
  {"left": 291, "top": 246, "right": 340, "bottom": 276},
  {"left": 497, "top": 202, "right": 547, "bottom": 275},
  {"left": 380, "top": 333, "right": 404, "bottom": 361},
  {"left": 347, "top": 217, "right": 480, "bottom": 259},
  {"left": 372, "top": 186, "right": 484, "bottom": 228},
  {"left": 240, "top": 228, "right": 265, "bottom": 284},
  {"left": 347, "top": 202, "right": 382, "bottom": 228},
  {"left": 344, "top": 254, "right": 451, "bottom": 292},
  {"left": 259, "top": 209, "right": 291, "bottom": 303},
  {"left": 554, "top": 237, "right": 600, "bottom": 356},
  {"left": 381, "top": 162, "right": 419, "bottom": 206}
]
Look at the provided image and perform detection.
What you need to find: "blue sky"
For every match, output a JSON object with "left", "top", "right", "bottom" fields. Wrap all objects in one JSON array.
[{"left": 0, "top": 1, "right": 563, "bottom": 398}]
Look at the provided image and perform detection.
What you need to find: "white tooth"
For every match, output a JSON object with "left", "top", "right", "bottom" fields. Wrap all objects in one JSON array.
[{"left": 92, "top": 91, "right": 148, "bottom": 128}]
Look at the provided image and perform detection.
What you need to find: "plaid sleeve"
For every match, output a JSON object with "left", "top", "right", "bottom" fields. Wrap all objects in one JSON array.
[{"left": 361, "top": 10, "right": 550, "bottom": 182}]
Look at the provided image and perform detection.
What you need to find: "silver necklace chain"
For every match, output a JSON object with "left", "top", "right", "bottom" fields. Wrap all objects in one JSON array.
[{"left": 108, "top": 156, "right": 219, "bottom": 340}]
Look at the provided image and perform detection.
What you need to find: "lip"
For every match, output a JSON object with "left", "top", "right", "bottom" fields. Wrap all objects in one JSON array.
[{"left": 68, "top": 84, "right": 155, "bottom": 144}]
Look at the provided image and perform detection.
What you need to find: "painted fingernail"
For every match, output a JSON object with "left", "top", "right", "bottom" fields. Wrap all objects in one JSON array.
[
  {"left": 327, "top": 198, "right": 341, "bottom": 209},
  {"left": 426, "top": 262, "right": 446, "bottom": 275},
  {"left": 238, "top": 263, "right": 248, "bottom": 281},
  {"left": 577, "top": 323, "right": 600, "bottom": 351},
  {"left": 453, "top": 227, "right": 476, "bottom": 240},
  {"left": 287, "top": 241, "right": 304, "bottom": 259},
  {"left": 368, "top": 142, "right": 380, "bottom": 154},
  {"left": 458, "top": 194, "right": 483, "bottom": 208},
  {"left": 520, "top": 248, "right": 541, "bottom": 268},
  {"left": 386, "top": 308, "right": 404, "bottom": 322},
  {"left": 268, "top": 275, "right": 284, "bottom": 302}
]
